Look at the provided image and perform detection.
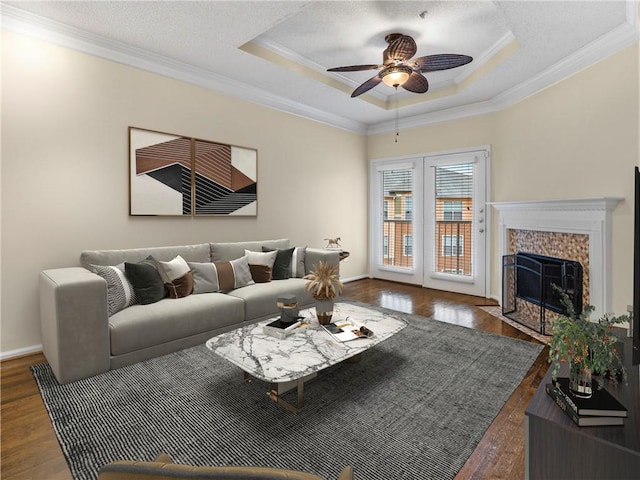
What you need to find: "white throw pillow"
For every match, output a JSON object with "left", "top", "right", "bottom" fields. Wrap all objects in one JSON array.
[
  {"left": 244, "top": 249, "right": 277, "bottom": 268},
  {"left": 157, "top": 255, "right": 190, "bottom": 283},
  {"left": 290, "top": 246, "right": 307, "bottom": 278}
]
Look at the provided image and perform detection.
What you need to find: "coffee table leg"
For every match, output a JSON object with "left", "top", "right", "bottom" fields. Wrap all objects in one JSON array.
[{"left": 268, "top": 378, "right": 304, "bottom": 414}]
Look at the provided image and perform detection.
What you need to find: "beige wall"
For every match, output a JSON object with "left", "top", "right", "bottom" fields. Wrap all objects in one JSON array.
[
  {"left": 1, "top": 31, "right": 368, "bottom": 355},
  {"left": 2, "top": 29, "right": 638, "bottom": 356},
  {"left": 369, "top": 42, "right": 640, "bottom": 314}
]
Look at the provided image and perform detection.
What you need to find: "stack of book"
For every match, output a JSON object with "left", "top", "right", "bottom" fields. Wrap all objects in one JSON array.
[
  {"left": 262, "top": 318, "right": 302, "bottom": 340},
  {"left": 545, "top": 377, "right": 628, "bottom": 427}
]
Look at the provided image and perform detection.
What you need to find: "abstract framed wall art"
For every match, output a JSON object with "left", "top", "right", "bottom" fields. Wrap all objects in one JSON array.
[
  {"left": 129, "top": 127, "right": 257, "bottom": 216},
  {"left": 193, "top": 139, "right": 257, "bottom": 216}
]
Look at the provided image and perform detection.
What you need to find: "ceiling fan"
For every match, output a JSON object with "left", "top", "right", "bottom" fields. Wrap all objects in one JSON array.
[{"left": 327, "top": 33, "right": 473, "bottom": 98}]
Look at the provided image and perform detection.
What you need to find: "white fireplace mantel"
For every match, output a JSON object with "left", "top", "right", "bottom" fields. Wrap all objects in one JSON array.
[{"left": 488, "top": 197, "right": 623, "bottom": 318}]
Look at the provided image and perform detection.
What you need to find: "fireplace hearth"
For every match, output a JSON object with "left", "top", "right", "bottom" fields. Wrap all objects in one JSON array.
[{"left": 502, "top": 252, "right": 583, "bottom": 335}]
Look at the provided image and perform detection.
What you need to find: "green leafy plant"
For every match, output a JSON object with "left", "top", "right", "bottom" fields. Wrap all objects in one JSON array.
[
  {"left": 304, "top": 262, "right": 343, "bottom": 300},
  {"left": 548, "top": 289, "right": 628, "bottom": 388}
]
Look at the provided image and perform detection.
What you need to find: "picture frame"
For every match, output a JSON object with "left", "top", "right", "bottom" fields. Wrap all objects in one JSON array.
[{"left": 129, "top": 127, "right": 257, "bottom": 216}]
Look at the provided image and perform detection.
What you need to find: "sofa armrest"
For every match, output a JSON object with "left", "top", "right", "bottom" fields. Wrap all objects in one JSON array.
[
  {"left": 40, "top": 268, "right": 110, "bottom": 383},
  {"left": 304, "top": 248, "right": 340, "bottom": 275}
]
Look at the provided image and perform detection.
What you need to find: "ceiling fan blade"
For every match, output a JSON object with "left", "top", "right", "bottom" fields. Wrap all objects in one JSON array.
[
  {"left": 383, "top": 34, "right": 417, "bottom": 63},
  {"left": 414, "top": 54, "right": 473, "bottom": 72},
  {"left": 351, "top": 75, "right": 382, "bottom": 98},
  {"left": 327, "top": 64, "right": 379, "bottom": 72},
  {"left": 401, "top": 71, "right": 429, "bottom": 94}
]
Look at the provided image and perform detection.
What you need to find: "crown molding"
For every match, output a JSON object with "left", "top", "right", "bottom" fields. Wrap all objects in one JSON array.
[
  {"left": 1, "top": 5, "right": 368, "bottom": 134},
  {"left": 453, "top": 31, "right": 516, "bottom": 85},
  {"left": 368, "top": 14, "right": 640, "bottom": 135},
  {"left": 252, "top": 37, "right": 390, "bottom": 104},
  {"left": 2, "top": 3, "right": 638, "bottom": 137}
]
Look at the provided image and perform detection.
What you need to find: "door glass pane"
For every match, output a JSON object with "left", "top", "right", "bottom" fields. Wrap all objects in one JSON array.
[
  {"left": 434, "top": 163, "right": 473, "bottom": 276},
  {"left": 382, "top": 169, "right": 413, "bottom": 268}
]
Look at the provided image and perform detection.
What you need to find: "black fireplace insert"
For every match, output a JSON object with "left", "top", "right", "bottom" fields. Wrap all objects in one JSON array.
[{"left": 502, "top": 252, "right": 583, "bottom": 335}]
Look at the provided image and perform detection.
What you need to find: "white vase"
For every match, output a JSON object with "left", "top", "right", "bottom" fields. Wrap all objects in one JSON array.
[{"left": 315, "top": 298, "right": 334, "bottom": 325}]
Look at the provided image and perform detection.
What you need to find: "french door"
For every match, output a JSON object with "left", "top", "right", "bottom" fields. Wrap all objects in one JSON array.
[
  {"left": 369, "top": 157, "right": 424, "bottom": 285},
  {"left": 423, "top": 150, "right": 488, "bottom": 297},
  {"left": 370, "top": 148, "right": 490, "bottom": 298}
]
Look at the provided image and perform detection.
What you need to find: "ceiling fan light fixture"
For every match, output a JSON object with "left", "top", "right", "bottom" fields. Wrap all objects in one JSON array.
[
  {"left": 380, "top": 65, "right": 412, "bottom": 87},
  {"left": 327, "top": 33, "right": 472, "bottom": 98}
]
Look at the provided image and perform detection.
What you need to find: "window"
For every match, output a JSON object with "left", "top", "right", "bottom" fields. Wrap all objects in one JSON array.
[
  {"left": 442, "top": 235, "right": 463, "bottom": 256},
  {"left": 403, "top": 235, "right": 413, "bottom": 256},
  {"left": 443, "top": 201, "right": 463, "bottom": 221},
  {"left": 381, "top": 169, "right": 413, "bottom": 269},
  {"left": 405, "top": 197, "right": 413, "bottom": 221}
]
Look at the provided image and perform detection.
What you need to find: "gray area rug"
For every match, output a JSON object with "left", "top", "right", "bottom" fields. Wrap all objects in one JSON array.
[{"left": 32, "top": 302, "right": 543, "bottom": 480}]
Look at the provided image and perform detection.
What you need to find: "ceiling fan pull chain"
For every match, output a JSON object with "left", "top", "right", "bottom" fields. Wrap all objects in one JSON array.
[{"left": 395, "top": 87, "right": 400, "bottom": 143}]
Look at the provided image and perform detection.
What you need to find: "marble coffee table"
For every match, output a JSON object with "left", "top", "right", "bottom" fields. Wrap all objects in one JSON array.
[{"left": 206, "top": 302, "right": 407, "bottom": 413}]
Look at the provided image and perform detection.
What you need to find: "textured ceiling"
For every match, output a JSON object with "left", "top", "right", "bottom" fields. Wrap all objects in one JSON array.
[{"left": 2, "top": 1, "right": 638, "bottom": 134}]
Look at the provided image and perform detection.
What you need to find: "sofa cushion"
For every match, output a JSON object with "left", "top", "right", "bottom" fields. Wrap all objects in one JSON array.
[
  {"left": 210, "top": 239, "right": 289, "bottom": 262},
  {"left": 124, "top": 259, "right": 166, "bottom": 305},
  {"left": 218, "top": 256, "right": 254, "bottom": 291},
  {"left": 158, "top": 255, "right": 193, "bottom": 299},
  {"left": 108, "top": 293, "right": 245, "bottom": 356},
  {"left": 244, "top": 249, "right": 277, "bottom": 268},
  {"left": 166, "top": 272, "right": 194, "bottom": 299},
  {"left": 88, "top": 264, "right": 137, "bottom": 316},
  {"left": 187, "top": 257, "right": 254, "bottom": 293},
  {"left": 262, "top": 246, "right": 294, "bottom": 280},
  {"left": 157, "top": 255, "right": 190, "bottom": 282},
  {"left": 188, "top": 262, "right": 219, "bottom": 294},
  {"left": 245, "top": 249, "right": 277, "bottom": 283},
  {"left": 290, "top": 246, "right": 307, "bottom": 278},
  {"left": 227, "top": 278, "right": 314, "bottom": 320},
  {"left": 188, "top": 257, "right": 254, "bottom": 294},
  {"left": 81, "top": 243, "right": 211, "bottom": 269},
  {"left": 248, "top": 264, "right": 272, "bottom": 283}
]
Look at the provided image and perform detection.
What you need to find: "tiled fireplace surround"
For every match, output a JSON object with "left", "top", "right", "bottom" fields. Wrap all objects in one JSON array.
[{"left": 490, "top": 198, "right": 622, "bottom": 326}]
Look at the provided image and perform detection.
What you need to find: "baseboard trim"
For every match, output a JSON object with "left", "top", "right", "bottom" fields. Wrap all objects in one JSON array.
[
  {"left": 489, "top": 294, "right": 501, "bottom": 305},
  {"left": 342, "top": 274, "right": 369, "bottom": 283},
  {"left": 1, "top": 344, "right": 43, "bottom": 361}
]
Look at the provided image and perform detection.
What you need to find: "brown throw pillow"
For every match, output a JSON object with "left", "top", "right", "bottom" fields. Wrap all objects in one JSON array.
[
  {"left": 212, "top": 256, "right": 255, "bottom": 292},
  {"left": 164, "top": 271, "right": 193, "bottom": 299},
  {"left": 249, "top": 264, "right": 272, "bottom": 283}
]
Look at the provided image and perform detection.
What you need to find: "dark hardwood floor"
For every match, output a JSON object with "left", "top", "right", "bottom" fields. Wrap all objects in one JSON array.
[{"left": 0, "top": 278, "right": 549, "bottom": 480}]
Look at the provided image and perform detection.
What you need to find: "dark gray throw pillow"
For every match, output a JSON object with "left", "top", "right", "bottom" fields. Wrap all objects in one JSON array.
[
  {"left": 125, "top": 259, "right": 166, "bottom": 305},
  {"left": 262, "top": 246, "right": 294, "bottom": 280}
]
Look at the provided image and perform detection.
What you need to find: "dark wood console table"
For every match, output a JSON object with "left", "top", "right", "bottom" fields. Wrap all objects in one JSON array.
[{"left": 525, "top": 338, "right": 640, "bottom": 479}]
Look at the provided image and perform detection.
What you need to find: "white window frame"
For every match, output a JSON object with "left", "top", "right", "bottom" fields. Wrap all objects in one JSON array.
[
  {"left": 403, "top": 234, "right": 413, "bottom": 257},
  {"left": 442, "top": 235, "right": 464, "bottom": 257}
]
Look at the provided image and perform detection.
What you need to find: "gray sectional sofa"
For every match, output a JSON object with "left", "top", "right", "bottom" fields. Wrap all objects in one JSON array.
[{"left": 39, "top": 239, "right": 339, "bottom": 384}]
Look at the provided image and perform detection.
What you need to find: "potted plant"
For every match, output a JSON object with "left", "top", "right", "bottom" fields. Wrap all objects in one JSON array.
[
  {"left": 304, "top": 261, "right": 343, "bottom": 325},
  {"left": 548, "top": 290, "right": 628, "bottom": 398}
]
